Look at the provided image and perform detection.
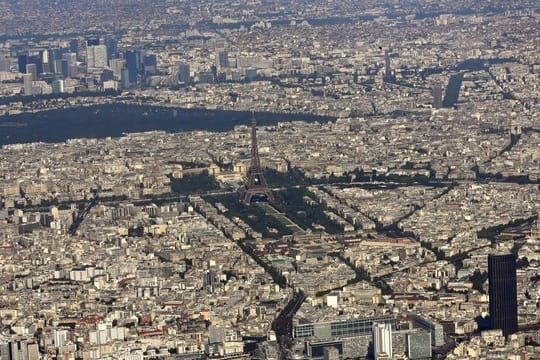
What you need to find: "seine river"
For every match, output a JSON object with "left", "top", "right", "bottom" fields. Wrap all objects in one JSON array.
[{"left": 0, "top": 104, "right": 335, "bottom": 146}]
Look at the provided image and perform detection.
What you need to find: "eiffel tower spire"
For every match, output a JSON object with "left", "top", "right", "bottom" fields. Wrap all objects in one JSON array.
[{"left": 243, "top": 112, "right": 274, "bottom": 204}]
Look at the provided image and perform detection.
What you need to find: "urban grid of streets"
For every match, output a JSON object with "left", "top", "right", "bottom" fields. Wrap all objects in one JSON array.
[{"left": 0, "top": 0, "right": 539, "bottom": 359}]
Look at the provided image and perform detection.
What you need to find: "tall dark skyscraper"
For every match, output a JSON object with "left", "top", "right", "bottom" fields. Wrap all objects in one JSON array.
[
  {"left": 69, "top": 39, "right": 79, "bottom": 54},
  {"left": 104, "top": 37, "right": 118, "bottom": 60},
  {"left": 384, "top": 49, "right": 392, "bottom": 83},
  {"left": 125, "top": 50, "right": 139, "bottom": 83},
  {"left": 488, "top": 253, "right": 518, "bottom": 336},
  {"left": 49, "top": 48, "right": 66, "bottom": 73},
  {"left": 178, "top": 63, "right": 191, "bottom": 84},
  {"left": 17, "top": 54, "right": 28, "bottom": 73},
  {"left": 18, "top": 54, "right": 43, "bottom": 75},
  {"left": 143, "top": 54, "right": 157, "bottom": 75},
  {"left": 86, "top": 37, "right": 100, "bottom": 46},
  {"left": 432, "top": 84, "right": 443, "bottom": 109},
  {"left": 30, "top": 55, "right": 43, "bottom": 75},
  {"left": 61, "top": 59, "right": 70, "bottom": 78},
  {"left": 216, "top": 50, "right": 229, "bottom": 69}
]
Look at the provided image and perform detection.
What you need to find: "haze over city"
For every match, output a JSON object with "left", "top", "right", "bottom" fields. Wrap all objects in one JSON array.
[{"left": 0, "top": 1, "right": 539, "bottom": 360}]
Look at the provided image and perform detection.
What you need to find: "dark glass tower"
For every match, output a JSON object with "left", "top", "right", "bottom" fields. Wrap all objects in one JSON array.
[
  {"left": 86, "top": 37, "right": 100, "bottom": 46},
  {"left": 125, "top": 50, "right": 139, "bottom": 83},
  {"left": 432, "top": 84, "right": 443, "bottom": 109},
  {"left": 384, "top": 50, "right": 392, "bottom": 83},
  {"left": 17, "top": 54, "right": 28, "bottom": 73},
  {"left": 178, "top": 63, "right": 190, "bottom": 84},
  {"left": 488, "top": 254, "right": 518, "bottom": 336}
]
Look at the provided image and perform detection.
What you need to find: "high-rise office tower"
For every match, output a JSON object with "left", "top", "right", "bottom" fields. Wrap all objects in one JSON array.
[
  {"left": 51, "top": 79, "right": 64, "bottom": 94},
  {"left": 28, "top": 55, "right": 43, "bottom": 74},
  {"left": 432, "top": 84, "right": 443, "bottom": 109},
  {"left": 110, "top": 58, "right": 126, "bottom": 80},
  {"left": 40, "top": 49, "right": 50, "bottom": 73},
  {"left": 9, "top": 339, "right": 30, "bottom": 360},
  {"left": 86, "top": 45, "right": 107, "bottom": 72},
  {"left": 373, "top": 323, "right": 393, "bottom": 360},
  {"left": 62, "top": 53, "right": 77, "bottom": 78},
  {"left": 178, "top": 63, "right": 191, "bottom": 84},
  {"left": 198, "top": 71, "right": 214, "bottom": 84},
  {"left": 216, "top": 50, "right": 229, "bottom": 70},
  {"left": 25, "top": 64, "right": 37, "bottom": 81},
  {"left": 121, "top": 67, "right": 130, "bottom": 88},
  {"left": 384, "top": 50, "right": 392, "bottom": 83},
  {"left": 353, "top": 69, "right": 359, "bottom": 84},
  {"left": 86, "top": 37, "right": 100, "bottom": 46},
  {"left": 52, "top": 59, "right": 62, "bottom": 74},
  {"left": 136, "top": 49, "right": 146, "bottom": 68},
  {"left": 104, "top": 37, "right": 118, "bottom": 59},
  {"left": 60, "top": 59, "right": 70, "bottom": 78},
  {"left": 17, "top": 54, "right": 28, "bottom": 73},
  {"left": 0, "top": 342, "right": 9, "bottom": 359},
  {"left": 143, "top": 54, "right": 157, "bottom": 75},
  {"left": 54, "top": 328, "right": 69, "bottom": 348},
  {"left": 125, "top": 50, "right": 139, "bottom": 83},
  {"left": 49, "top": 48, "right": 65, "bottom": 73},
  {"left": 0, "top": 339, "right": 39, "bottom": 360},
  {"left": 69, "top": 39, "right": 79, "bottom": 54},
  {"left": 208, "top": 325, "right": 226, "bottom": 344},
  {"left": 27, "top": 342, "right": 39, "bottom": 360},
  {"left": 101, "top": 69, "right": 114, "bottom": 82},
  {"left": 0, "top": 56, "right": 9, "bottom": 72},
  {"left": 488, "top": 253, "right": 518, "bottom": 336}
]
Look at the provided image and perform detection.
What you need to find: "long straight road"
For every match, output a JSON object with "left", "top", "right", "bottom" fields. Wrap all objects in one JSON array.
[
  {"left": 272, "top": 290, "right": 306, "bottom": 360},
  {"left": 68, "top": 194, "right": 99, "bottom": 235}
]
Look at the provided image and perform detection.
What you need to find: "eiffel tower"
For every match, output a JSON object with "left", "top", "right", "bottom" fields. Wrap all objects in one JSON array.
[{"left": 243, "top": 112, "right": 274, "bottom": 205}]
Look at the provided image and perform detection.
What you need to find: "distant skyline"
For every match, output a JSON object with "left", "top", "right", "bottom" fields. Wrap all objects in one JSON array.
[{"left": 0, "top": 1, "right": 538, "bottom": 359}]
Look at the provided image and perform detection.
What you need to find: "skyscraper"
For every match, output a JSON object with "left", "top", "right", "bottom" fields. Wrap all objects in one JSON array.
[
  {"left": 49, "top": 48, "right": 66, "bottom": 74},
  {"left": 104, "top": 37, "right": 118, "bottom": 59},
  {"left": 432, "top": 84, "right": 443, "bottom": 109},
  {"left": 27, "top": 343, "right": 39, "bottom": 360},
  {"left": 0, "top": 56, "right": 9, "bottom": 72},
  {"left": 62, "top": 53, "right": 78, "bottom": 78},
  {"left": 17, "top": 54, "right": 28, "bottom": 73},
  {"left": 488, "top": 253, "right": 518, "bottom": 336},
  {"left": 51, "top": 79, "right": 64, "bottom": 94},
  {"left": 69, "top": 39, "right": 79, "bottom": 54},
  {"left": 178, "top": 63, "right": 191, "bottom": 84},
  {"left": 110, "top": 58, "right": 126, "bottom": 80},
  {"left": 143, "top": 54, "right": 157, "bottom": 75},
  {"left": 216, "top": 50, "right": 229, "bottom": 69},
  {"left": 86, "top": 45, "right": 108, "bottom": 72},
  {"left": 28, "top": 55, "right": 43, "bottom": 75},
  {"left": 25, "top": 63, "right": 37, "bottom": 81},
  {"left": 54, "top": 328, "right": 69, "bottom": 348},
  {"left": 121, "top": 67, "right": 130, "bottom": 88},
  {"left": 125, "top": 50, "right": 139, "bottom": 83},
  {"left": 60, "top": 59, "right": 70, "bottom": 78},
  {"left": 23, "top": 73, "right": 34, "bottom": 95},
  {"left": 373, "top": 323, "right": 392, "bottom": 360},
  {"left": 40, "top": 49, "right": 50, "bottom": 73},
  {"left": 86, "top": 37, "right": 100, "bottom": 46},
  {"left": 384, "top": 50, "right": 392, "bottom": 83},
  {"left": 0, "top": 339, "right": 39, "bottom": 360}
]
